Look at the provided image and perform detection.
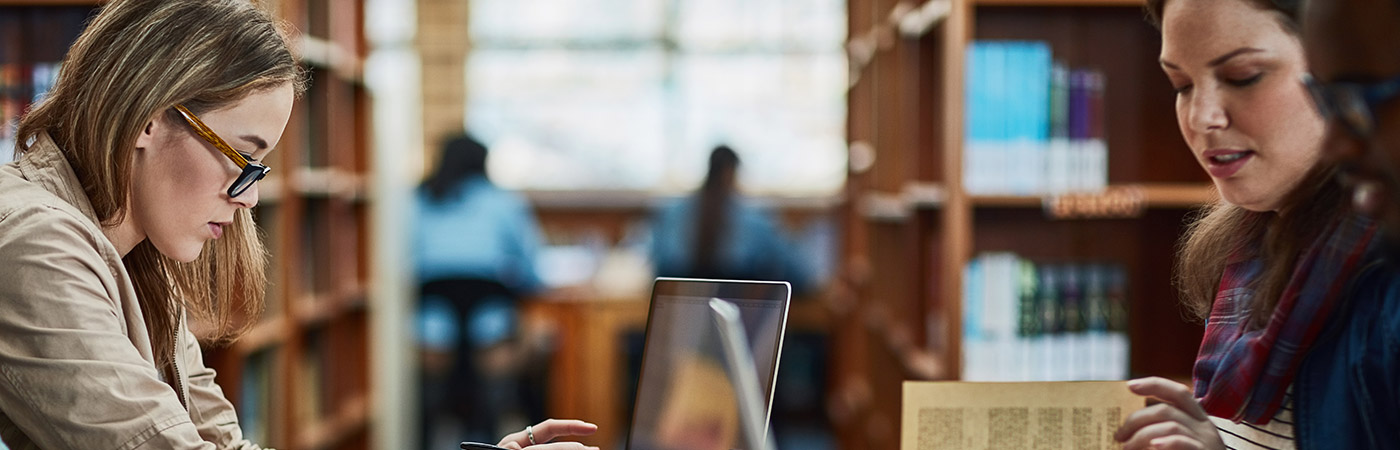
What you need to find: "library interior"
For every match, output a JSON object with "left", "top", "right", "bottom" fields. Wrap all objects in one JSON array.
[{"left": 4, "top": 0, "right": 1398, "bottom": 449}]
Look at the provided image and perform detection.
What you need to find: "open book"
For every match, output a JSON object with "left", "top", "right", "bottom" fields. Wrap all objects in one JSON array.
[{"left": 902, "top": 381, "right": 1145, "bottom": 450}]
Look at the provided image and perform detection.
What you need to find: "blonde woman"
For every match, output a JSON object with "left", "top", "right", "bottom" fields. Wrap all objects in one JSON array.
[{"left": 0, "top": 0, "right": 595, "bottom": 448}]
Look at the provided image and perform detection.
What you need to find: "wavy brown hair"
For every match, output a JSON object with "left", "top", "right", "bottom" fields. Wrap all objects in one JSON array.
[
  {"left": 1147, "top": 0, "right": 1348, "bottom": 327},
  {"left": 1175, "top": 165, "right": 1349, "bottom": 325},
  {"left": 15, "top": 0, "right": 305, "bottom": 368},
  {"left": 1145, "top": 0, "right": 1304, "bottom": 32}
]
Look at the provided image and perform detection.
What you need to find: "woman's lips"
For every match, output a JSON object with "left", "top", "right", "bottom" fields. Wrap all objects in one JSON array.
[
  {"left": 208, "top": 223, "right": 224, "bottom": 239},
  {"left": 1204, "top": 149, "right": 1255, "bottom": 179}
]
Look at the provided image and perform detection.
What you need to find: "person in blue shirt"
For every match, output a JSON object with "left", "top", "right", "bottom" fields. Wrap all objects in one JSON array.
[
  {"left": 414, "top": 133, "right": 544, "bottom": 293},
  {"left": 1295, "top": 1, "right": 1400, "bottom": 448},
  {"left": 651, "top": 145, "right": 813, "bottom": 291},
  {"left": 412, "top": 133, "right": 552, "bottom": 448}
]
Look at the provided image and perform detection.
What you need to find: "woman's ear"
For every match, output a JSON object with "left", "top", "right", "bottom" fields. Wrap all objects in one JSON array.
[{"left": 134, "top": 114, "right": 162, "bottom": 151}]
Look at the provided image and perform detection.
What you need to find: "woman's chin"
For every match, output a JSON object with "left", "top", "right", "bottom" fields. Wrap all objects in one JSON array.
[
  {"left": 155, "top": 240, "right": 205, "bottom": 263},
  {"left": 1218, "top": 185, "right": 1281, "bottom": 212}
]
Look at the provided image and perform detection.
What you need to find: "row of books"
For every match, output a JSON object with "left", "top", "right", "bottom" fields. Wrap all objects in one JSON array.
[
  {"left": 239, "top": 350, "right": 276, "bottom": 443},
  {"left": 964, "top": 40, "right": 1109, "bottom": 195},
  {"left": 237, "top": 338, "right": 342, "bottom": 444},
  {"left": 1, "top": 7, "right": 89, "bottom": 165},
  {"left": 962, "top": 252, "right": 1129, "bottom": 381},
  {"left": 0, "top": 62, "right": 60, "bottom": 164}
]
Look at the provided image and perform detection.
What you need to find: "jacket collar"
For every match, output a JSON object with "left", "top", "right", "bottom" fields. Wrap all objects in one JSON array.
[{"left": 17, "top": 132, "right": 103, "bottom": 227}]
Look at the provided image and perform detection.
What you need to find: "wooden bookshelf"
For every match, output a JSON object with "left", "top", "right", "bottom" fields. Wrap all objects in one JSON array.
[
  {"left": 224, "top": 0, "right": 376, "bottom": 448},
  {"left": 836, "top": 0, "right": 1212, "bottom": 448},
  {"left": 213, "top": 0, "right": 375, "bottom": 448}
]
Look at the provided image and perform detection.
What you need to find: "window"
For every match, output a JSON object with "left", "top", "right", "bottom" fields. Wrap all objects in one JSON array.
[{"left": 467, "top": 0, "right": 847, "bottom": 195}]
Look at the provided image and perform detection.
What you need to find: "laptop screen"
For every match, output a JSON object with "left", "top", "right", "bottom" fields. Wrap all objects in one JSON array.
[{"left": 626, "top": 279, "right": 790, "bottom": 450}]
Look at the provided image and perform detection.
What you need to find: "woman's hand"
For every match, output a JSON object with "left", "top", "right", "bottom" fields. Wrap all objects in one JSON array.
[
  {"left": 496, "top": 419, "right": 599, "bottom": 450},
  {"left": 1114, "top": 377, "right": 1225, "bottom": 450}
]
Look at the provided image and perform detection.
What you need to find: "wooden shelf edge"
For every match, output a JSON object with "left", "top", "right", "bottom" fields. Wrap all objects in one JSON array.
[
  {"left": 1140, "top": 183, "right": 1218, "bottom": 207},
  {"left": 858, "top": 182, "right": 947, "bottom": 221},
  {"left": 292, "top": 167, "right": 366, "bottom": 201},
  {"left": 292, "top": 294, "right": 329, "bottom": 326},
  {"left": 859, "top": 191, "right": 910, "bottom": 222},
  {"left": 296, "top": 36, "right": 364, "bottom": 83},
  {"left": 338, "top": 283, "right": 369, "bottom": 311},
  {"left": 297, "top": 394, "right": 370, "bottom": 450},
  {"left": 232, "top": 315, "right": 289, "bottom": 356},
  {"left": 969, "top": 194, "right": 1043, "bottom": 207},
  {"left": 293, "top": 284, "right": 369, "bottom": 326},
  {"left": 970, "top": 183, "right": 1216, "bottom": 209}
]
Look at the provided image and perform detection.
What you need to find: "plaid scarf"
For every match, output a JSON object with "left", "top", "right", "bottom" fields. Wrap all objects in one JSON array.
[{"left": 1193, "top": 215, "right": 1377, "bottom": 424}]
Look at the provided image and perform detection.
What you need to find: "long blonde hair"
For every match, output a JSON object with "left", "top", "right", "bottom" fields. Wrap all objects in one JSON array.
[{"left": 15, "top": 0, "right": 305, "bottom": 368}]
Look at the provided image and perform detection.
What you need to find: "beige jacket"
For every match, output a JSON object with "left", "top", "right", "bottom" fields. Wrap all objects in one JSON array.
[{"left": 0, "top": 134, "right": 260, "bottom": 449}]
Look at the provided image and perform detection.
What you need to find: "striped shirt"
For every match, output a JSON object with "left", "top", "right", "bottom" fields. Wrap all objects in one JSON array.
[{"left": 1209, "top": 388, "right": 1296, "bottom": 450}]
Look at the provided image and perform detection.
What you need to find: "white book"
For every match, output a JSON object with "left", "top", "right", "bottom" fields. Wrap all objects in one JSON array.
[
  {"left": 1047, "top": 138, "right": 1072, "bottom": 194},
  {"left": 1108, "top": 332, "right": 1130, "bottom": 380},
  {"left": 1084, "top": 138, "right": 1109, "bottom": 191}
]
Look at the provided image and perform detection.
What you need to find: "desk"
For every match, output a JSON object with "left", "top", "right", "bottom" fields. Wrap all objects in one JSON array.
[{"left": 521, "top": 290, "right": 831, "bottom": 448}]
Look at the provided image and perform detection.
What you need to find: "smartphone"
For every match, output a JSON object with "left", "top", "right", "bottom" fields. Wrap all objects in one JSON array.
[{"left": 460, "top": 443, "right": 509, "bottom": 450}]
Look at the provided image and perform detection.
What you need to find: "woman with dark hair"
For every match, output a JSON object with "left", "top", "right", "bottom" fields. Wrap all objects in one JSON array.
[
  {"left": 415, "top": 133, "right": 543, "bottom": 291},
  {"left": 412, "top": 133, "right": 559, "bottom": 448},
  {"left": 651, "top": 145, "right": 812, "bottom": 290},
  {"left": 422, "top": 133, "right": 490, "bottom": 204},
  {"left": 692, "top": 145, "right": 741, "bottom": 278},
  {"left": 1113, "top": 0, "right": 1397, "bottom": 449}
]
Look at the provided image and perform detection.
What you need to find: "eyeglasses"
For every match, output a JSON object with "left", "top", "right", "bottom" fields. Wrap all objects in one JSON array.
[
  {"left": 1301, "top": 73, "right": 1400, "bottom": 138},
  {"left": 172, "top": 104, "right": 270, "bottom": 198}
]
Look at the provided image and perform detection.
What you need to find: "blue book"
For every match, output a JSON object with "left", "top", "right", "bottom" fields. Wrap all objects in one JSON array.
[{"left": 986, "top": 41, "right": 1008, "bottom": 193}]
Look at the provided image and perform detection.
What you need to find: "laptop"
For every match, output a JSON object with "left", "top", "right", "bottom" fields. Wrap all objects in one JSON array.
[{"left": 625, "top": 278, "right": 790, "bottom": 450}]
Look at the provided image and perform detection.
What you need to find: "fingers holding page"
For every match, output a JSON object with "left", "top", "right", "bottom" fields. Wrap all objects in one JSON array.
[
  {"left": 1126, "top": 377, "right": 1208, "bottom": 421},
  {"left": 1114, "top": 377, "right": 1223, "bottom": 450}
]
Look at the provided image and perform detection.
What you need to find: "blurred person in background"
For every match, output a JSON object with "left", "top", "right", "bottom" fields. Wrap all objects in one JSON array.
[
  {"left": 1304, "top": 0, "right": 1400, "bottom": 249},
  {"left": 647, "top": 145, "right": 831, "bottom": 448},
  {"left": 1297, "top": 0, "right": 1400, "bottom": 446},
  {"left": 650, "top": 145, "right": 814, "bottom": 291},
  {"left": 413, "top": 132, "right": 551, "bottom": 449}
]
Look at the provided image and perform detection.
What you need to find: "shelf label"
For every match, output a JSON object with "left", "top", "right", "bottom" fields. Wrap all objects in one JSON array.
[{"left": 1043, "top": 186, "right": 1145, "bottom": 220}]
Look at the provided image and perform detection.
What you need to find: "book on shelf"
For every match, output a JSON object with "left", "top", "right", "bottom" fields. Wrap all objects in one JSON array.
[
  {"left": 0, "top": 61, "right": 62, "bottom": 165},
  {"left": 962, "top": 252, "right": 1129, "bottom": 382},
  {"left": 964, "top": 40, "right": 1108, "bottom": 196},
  {"left": 1, "top": 7, "right": 91, "bottom": 165},
  {"left": 298, "top": 332, "right": 328, "bottom": 427},
  {"left": 252, "top": 205, "right": 285, "bottom": 320},
  {"left": 239, "top": 350, "right": 276, "bottom": 443}
]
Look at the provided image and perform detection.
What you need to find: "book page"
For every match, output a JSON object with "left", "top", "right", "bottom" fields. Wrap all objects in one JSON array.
[{"left": 902, "top": 381, "right": 1145, "bottom": 450}]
